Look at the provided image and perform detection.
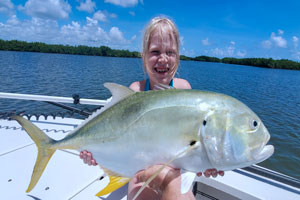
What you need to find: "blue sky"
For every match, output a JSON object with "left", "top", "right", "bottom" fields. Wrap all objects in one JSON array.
[{"left": 1, "top": 0, "right": 300, "bottom": 61}]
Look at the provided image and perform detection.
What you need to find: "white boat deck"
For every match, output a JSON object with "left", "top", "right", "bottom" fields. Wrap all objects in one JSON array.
[{"left": 1, "top": 117, "right": 299, "bottom": 200}]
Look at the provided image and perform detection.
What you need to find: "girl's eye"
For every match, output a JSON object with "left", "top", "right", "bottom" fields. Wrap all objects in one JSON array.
[
  {"left": 167, "top": 51, "right": 175, "bottom": 56},
  {"left": 151, "top": 50, "right": 160, "bottom": 55}
]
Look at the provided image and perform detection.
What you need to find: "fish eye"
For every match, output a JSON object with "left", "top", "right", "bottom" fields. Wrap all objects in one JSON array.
[
  {"left": 203, "top": 120, "right": 207, "bottom": 126},
  {"left": 250, "top": 120, "right": 259, "bottom": 130}
]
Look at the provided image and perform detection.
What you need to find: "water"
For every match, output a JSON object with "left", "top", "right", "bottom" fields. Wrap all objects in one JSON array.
[{"left": 0, "top": 51, "right": 299, "bottom": 179}]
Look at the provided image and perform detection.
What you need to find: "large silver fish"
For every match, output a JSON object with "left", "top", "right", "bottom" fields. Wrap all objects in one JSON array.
[{"left": 12, "top": 83, "right": 274, "bottom": 197}]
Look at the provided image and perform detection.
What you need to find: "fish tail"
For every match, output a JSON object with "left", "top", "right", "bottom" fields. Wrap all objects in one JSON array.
[{"left": 11, "top": 116, "right": 56, "bottom": 193}]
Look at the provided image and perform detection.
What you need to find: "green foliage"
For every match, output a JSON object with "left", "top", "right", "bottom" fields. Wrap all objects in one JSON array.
[
  {"left": 180, "top": 55, "right": 193, "bottom": 60},
  {"left": 0, "top": 39, "right": 141, "bottom": 58},
  {"left": 221, "top": 57, "right": 300, "bottom": 70},
  {"left": 1, "top": 39, "right": 299, "bottom": 70},
  {"left": 193, "top": 56, "right": 221, "bottom": 62}
]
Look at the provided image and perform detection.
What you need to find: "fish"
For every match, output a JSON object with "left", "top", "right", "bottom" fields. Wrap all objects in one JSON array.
[{"left": 12, "top": 83, "right": 274, "bottom": 198}]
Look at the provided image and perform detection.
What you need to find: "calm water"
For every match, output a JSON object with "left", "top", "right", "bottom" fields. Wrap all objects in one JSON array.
[{"left": 0, "top": 51, "right": 299, "bottom": 179}]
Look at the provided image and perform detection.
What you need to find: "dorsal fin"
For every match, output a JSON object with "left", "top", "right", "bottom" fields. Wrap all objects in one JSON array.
[
  {"left": 66, "top": 83, "right": 134, "bottom": 135},
  {"left": 103, "top": 82, "right": 135, "bottom": 108}
]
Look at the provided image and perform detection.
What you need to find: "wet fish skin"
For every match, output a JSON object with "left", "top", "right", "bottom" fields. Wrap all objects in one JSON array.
[{"left": 12, "top": 83, "right": 274, "bottom": 194}]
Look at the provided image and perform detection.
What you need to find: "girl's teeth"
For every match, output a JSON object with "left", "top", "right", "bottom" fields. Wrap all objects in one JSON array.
[{"left": 156, "top": 68, "right": 169, "bottom": 72}]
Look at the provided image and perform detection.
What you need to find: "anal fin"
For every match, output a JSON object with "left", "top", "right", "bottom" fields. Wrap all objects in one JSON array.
[{"left": 96, "top": 175, "right": 130, "bottom": 196}]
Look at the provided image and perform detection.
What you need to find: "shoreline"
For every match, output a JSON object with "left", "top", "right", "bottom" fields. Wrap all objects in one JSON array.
[{"left": 1, "top": 39, "right": 300, "bottom": 70}]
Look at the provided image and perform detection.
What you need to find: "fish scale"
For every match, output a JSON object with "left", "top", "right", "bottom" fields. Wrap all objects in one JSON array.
[{"left": 12, "top": 83, "right": 274, "bottom": 197}]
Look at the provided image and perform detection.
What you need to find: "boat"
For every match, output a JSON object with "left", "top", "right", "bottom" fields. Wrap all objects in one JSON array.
[{"left": 0, "top": 92, "right": 299, "bottom": 200}]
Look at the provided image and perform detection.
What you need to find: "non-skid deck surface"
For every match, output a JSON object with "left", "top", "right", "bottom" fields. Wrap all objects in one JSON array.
[{"left": 0, "top": 117, "right": 127, "bottom": 200}]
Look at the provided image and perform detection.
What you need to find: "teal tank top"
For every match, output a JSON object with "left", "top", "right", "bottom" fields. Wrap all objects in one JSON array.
[{"left": 144, "top": 79, "right": 174, "bottom": 91}]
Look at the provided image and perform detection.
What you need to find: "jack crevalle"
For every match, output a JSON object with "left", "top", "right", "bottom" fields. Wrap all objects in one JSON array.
[{"left": 12, "top": 83, "right": 274, "bottom": 197}]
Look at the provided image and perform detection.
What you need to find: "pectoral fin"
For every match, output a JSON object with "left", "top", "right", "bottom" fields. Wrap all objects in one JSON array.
[
  {"left": 132, "top": 142, "right": 199, "bottom": 200},
  {"left": 96, "top": 176, "right": 130, "bottom": 196},
  {"left": 180, "top": 169, "right": 196, "bottom": 194}
]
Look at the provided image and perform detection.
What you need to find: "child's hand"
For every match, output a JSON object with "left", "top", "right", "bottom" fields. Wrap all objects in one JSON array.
[
  {"left": 79, "top": 150, "right": 98, "bottom": 166},
  {"left": 197, "top": 169, "right": 224, "bottom": 178}
]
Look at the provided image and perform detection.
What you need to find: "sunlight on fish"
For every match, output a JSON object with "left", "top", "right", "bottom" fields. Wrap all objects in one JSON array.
[{"left": 12, "top": 82, "right": 274, "bottom": 198}]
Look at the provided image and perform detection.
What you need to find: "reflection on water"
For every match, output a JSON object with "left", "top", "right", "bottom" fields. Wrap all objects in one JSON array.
[{"left": 1, "top": 51, "right": 299, "bottom": 179}]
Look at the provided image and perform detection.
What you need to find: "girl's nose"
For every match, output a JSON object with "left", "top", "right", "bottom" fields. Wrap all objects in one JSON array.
[{"left": 158, "top": 53, "right": 168, "bottom": 64}]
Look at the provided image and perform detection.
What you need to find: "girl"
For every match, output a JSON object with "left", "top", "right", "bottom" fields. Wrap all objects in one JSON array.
[{"left": 81, "top": 17, "right": 224, "bottom": 200}]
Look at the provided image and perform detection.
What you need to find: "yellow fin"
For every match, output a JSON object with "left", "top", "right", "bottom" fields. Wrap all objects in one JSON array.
[
  {"left": 11, "top": 116, "right": 56, "bottom": 193},
  {"left": 96, "top": 176, "right": 130, "bottom": 196}
]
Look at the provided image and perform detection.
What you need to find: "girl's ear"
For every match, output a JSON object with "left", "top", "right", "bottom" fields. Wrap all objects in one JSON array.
[{"left": 141, "top": 52, "right": 145, "bottom": 60}]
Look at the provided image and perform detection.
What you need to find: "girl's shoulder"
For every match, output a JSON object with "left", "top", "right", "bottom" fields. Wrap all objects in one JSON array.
[
  {"left": 129, "top": 80, "right": 146, "bottom": 92},
  {"left": 173, "top": 78, "right": 192, "bottom": 89}
]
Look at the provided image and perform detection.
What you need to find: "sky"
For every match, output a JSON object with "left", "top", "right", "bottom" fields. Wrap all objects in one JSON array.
[{"left": 1, "top": 0, "right": 300, "bottom": 61}]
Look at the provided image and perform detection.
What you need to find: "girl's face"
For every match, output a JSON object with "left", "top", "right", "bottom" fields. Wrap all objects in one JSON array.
[{"left": 144, "top": 29, "right": 178, "bottom": 86}]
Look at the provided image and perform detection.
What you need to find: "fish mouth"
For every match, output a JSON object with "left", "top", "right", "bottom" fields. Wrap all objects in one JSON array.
[
  {"left": 253, "top": 145, "right": 274, "bottom": 162},
  {"left": 252, "top": 133, "right": 274, "bottom": 162}
]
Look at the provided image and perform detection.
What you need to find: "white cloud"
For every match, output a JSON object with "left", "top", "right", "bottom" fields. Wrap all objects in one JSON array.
[
  {"left": 181, "top": 47, "right": 195, "bottom": 57},
  {"left": 227, "top": 45, "right": 235, "bottom": 56},
  {"left": 292, "top": 51, "right": 300, "bottom": 60},
  {"left": 93, "top": 10, "right": 117, "bottom": 22},
  {"left": 93, "top": 11, "right": 107, "bottom": 22},
  {"left": 210, "top": 48, "right": 225, "bottom": 57},
  {"left": 201, "top": 38, "right": 210, "bottom": 46},
  {"left": 0, "top": 0, "right": 14, "bottom": 15},
  {"left": 131, "top": 35, "right": 136, "bottom": 40},
  {"left": 76, "top": 0, "right": 96, "bottom": 13},
  {"left": 0, "top": 15, "right": 60, "bottom": 42},
  {"left": 278, "top": 29, "right": 284, "bottom": 35},
  {"left": 129, "top": 11, "right": 135, "bottom": 16},
  {"left": 110, "top": 13, "right": 117, "bottom": 18},
  {"left": 261, "top": 31, "right": 287, "bottom": 49},
  {"left": 179, "top": 36, "right": 184, "bottom": 46},
  {"left": 19, "top": 0, "right": 71, "bottom": 20},
  {"left": 0, "top": 15, "right": 132, "bottom": 48},
  {"left": 209, "top": 42, "right": 246, "bottom": 58},
  {"left": 293, "top": 36, "right": 298, "bottom": 49},
  {"left": 237, "top": 50, "right": 246, "bottom": 57},
  {"left": 104, "top": 0, "right": 138, "bottom": 7},
  {"left": 86, "top": 16, "right": 98, "bottom": 26},
  {"left": 61, "top": 17, "right": 110, "bottom": 44},
  {"left": 261, "top": 40, "right": 272, "bottom": 49},
  {"left": 6, "top": 14, "right": 19, "bottom": 25},
  {"left": 109, "top": 27, "right": 125, "bottom": 41},
  {"left": 270, "top": 32, "right": 287, "bottom": 48}
]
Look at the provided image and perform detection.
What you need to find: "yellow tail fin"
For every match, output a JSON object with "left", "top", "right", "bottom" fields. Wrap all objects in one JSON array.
[
  {"left": 11, "top": 116, "right": 56, "bottom": 193},
  {"left": 96, "top": 176, "right": 130, "bottom": 196}
]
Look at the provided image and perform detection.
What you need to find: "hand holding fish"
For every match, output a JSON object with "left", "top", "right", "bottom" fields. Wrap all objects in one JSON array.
[
  {"left": 80, "top": 150, "right": 98, "bottom": 166},
  {"left": 128, "top": 165, "right": 196, "bottom": 200},
  {"left": 80, "top": 150, "right": 225, "bottom": 178}
]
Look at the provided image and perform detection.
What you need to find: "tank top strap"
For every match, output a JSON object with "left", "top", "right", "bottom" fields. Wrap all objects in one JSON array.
[
  {"left": 144, "top": 79, "right": 150, "bottom": 91},
  {"left": 170, "top": 79, "right": 174, "bottom": 87},
  {"left": 144, "top": 78, "right": 174, "bottom": 91}
]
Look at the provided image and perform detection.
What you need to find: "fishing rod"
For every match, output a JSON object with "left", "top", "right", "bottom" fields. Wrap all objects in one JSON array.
[
  {"left": 0, "top": 92, "right": 108, "bottom": 106},
  {"left": 0, "top": 92, "right": 110, "bottom": 118}
]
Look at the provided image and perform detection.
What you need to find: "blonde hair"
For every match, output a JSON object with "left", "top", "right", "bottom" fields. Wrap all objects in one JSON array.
[{"left": 142, "top": 17, "right": 180, "bottom": 72}]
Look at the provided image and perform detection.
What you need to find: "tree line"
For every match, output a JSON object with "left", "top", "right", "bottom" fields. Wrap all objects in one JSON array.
[
  {"left": 0, "top": 39, "right": 140, "bottom": 58},
  {"left": 1, "top": 39, "right": 300, "bottom": 70},
  {"left": 180, "top": 55, "right": 300, "bottom": 70}
]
